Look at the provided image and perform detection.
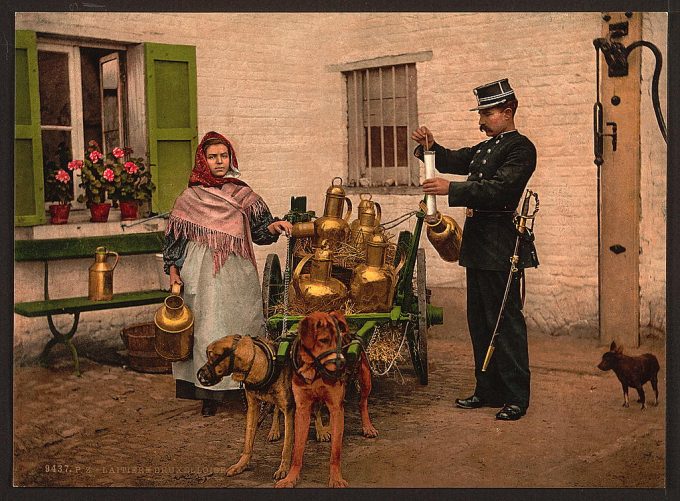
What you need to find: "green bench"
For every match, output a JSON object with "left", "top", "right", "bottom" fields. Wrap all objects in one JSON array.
[{"left": 14, "top": 231, "right": 169, "bottom": 376}]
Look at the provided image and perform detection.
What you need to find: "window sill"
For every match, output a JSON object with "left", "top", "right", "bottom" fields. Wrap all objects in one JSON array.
[
  {"left": 344, "top": 186, "right": 424, "bottom": 196},
  {"left": 15, "top": 210, "right": 166, "bottom": 241}
]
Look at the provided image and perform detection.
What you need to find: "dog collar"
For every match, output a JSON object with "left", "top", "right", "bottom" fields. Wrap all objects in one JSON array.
[{"left": 244, "top": 337, "right": 280, "bottom": 391}]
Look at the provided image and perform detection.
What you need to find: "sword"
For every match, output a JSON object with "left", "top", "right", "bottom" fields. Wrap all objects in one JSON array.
[{"left": 482, "top": 189, "right": 539, "bottom": 372}]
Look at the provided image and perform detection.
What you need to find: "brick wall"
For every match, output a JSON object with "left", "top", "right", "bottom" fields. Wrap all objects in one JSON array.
[{"left": 14, "top": 12, "right": 667, "bottom": 358}]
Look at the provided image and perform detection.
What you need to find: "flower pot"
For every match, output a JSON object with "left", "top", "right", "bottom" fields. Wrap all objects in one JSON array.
[
  {"left": 89, "top": 202, "right": 112, "bottom": 222},
  {"left": 119, "top": 200, "right": 139, "bottom": 221},
  {"left": 48, "top": 204, "right": 70, "bottom": 224}
]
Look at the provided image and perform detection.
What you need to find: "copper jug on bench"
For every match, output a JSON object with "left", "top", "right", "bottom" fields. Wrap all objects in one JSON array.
[
  {"left": 88, "top": 246, "right": 119, "bottom": 301},
  {"left": 154, "top": 283, "right": 194, "bottom": 361}
]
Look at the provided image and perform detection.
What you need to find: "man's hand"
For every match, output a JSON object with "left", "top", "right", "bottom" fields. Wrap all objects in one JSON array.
[
  {"left": 422, "top": 177, "right": 450, "bottom": 196},
  {"left": 411, "top": 126, "right": 435, "bottom": 148},
  {"left": 268, "top": 220, "right": 293, "bottom": 236}
]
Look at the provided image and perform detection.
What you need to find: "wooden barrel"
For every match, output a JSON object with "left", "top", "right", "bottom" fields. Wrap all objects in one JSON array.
[{"left": 120, "top": 323, "right": 172, "bottom": 374}]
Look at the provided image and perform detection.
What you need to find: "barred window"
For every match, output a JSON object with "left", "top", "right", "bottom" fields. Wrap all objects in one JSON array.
[{"left": 344, "top": 62, "right": 420, "bottom": 188}]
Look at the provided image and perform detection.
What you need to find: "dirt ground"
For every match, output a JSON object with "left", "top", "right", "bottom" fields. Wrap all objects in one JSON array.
[{"left": 12, "top": 289, "right": 666, "bottom": 489}]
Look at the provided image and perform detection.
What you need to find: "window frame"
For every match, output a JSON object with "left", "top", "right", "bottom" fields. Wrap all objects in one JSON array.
[
  {"left": 330, "top": 51, "right": 432, "bottom": 190},
  {"left": 36, "top": 37, "right": 128, "bottom": 210}
]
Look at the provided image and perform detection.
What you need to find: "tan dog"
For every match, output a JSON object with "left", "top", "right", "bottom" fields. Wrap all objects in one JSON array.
[
  {"left": 196, "top": 335, "right": 330, "bottom": 480},
  {"left": 275, "top": 311, "right": 378, "bottom": 488},
  {"left": 197, "top": 335, "right": 295, "bottom": 480}
]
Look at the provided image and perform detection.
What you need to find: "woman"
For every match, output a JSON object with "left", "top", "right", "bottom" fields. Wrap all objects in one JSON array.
[{"left": 163, "top": 131, "right": 292, "bottom": 416}]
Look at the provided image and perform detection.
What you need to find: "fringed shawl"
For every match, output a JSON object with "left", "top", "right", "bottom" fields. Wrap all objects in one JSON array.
[{"left": 167, "top": 184, "right": 268, "bottom": 273}]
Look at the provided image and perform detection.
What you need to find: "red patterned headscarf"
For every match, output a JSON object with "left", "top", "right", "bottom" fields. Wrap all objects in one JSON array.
[{"left": 189, "top": 131, "right": 246, "bottom": 188}]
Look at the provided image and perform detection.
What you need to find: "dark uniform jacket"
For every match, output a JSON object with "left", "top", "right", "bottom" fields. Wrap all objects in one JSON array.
[{"left": 416, "top": 130, "right": 537, "bottom": 271}]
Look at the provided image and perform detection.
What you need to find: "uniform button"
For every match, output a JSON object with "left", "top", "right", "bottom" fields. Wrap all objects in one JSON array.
[
  {"left": 476, "top": 149, "right": 481, "bottom": 154},
  {"left": 482, "top": 159, "right": 487, "bottom": 164},
  {"left": 487, "top": 148, "right": 491, "bottom": 153},
  {"left": 478, "top": 172, "right": 483, "bottom": 178},
  {"left": 495, "top": 140, "right": 500, "bottom": 144}
]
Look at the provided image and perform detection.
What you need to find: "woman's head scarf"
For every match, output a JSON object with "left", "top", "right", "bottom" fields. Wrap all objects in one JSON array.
[{"left": 189, "top": 131, "right": 244, "bottom": 188}]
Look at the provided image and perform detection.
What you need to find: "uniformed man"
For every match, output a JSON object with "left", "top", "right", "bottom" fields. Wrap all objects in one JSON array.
[{"left": 411, "top": 78, "right": 537, "bottom": 421}]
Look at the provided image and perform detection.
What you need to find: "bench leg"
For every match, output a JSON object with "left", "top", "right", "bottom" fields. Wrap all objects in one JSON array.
[{"left": 42, "top": 313, "right": 82, "bottom": 377}]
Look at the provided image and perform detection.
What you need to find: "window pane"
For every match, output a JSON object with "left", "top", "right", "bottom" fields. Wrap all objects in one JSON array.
[
  {"left": 101, "top": 56, "right": 122, "bottom": 152},
  {"left": 41, "top": 130, "right": 74, "bottom": 202},
  {"left": 38, "top": 51, "right": 71, "bottom": 126}
]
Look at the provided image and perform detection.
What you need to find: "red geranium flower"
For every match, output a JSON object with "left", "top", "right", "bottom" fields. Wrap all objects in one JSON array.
[
  {"left": 124, "top": 161, "right": 139, "bottom": 174},
  {"left": 55, "top": 169, "right": 70, "bottom": 183},
  {"left": 67, "top": 160, "right": 83, "bottom": 171},
  {"left": 112, "top": 147, "right": 125, "bottom": 159},
  {"left": 102, "top": 168, "right": 115, "bottom": 182},
  {"left": 89, "top": 150, "right": 103, "bottom": 163}
]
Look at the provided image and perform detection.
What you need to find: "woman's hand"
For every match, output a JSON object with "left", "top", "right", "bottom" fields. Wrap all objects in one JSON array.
[
  {"left": 268, "top": 220, "right": 293, "bottom": 236},
  {"left": 169, "top": 265, "right": 183, "bottom": 288},
  {"left": 422, "top": 177, "right": 451, "bottom": 195},
  {"left": 411, "top": 126, "right": 435, "bottom": 148}
]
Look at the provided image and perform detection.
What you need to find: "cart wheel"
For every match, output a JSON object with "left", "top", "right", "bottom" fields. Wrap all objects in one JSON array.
[
  {"left": 407, "top": 248, "right": 429, "bottom": 385},
  {"left": 262, "top": 253, "right": 283, "bottom": 339}
]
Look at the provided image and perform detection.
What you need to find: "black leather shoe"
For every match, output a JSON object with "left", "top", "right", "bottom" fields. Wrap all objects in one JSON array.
[
  {"left": 201, "top": 399, "right": 218, "bottom": 417},
  {"left": 455, "top": 395, "right": 503, "bottom": 409},
  {"left": 495, "top": 404, "right": 526, "bottom": 421}
]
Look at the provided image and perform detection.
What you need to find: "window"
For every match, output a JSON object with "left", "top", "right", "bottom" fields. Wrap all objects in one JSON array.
[
  {"left": 37, "top": 41, "right": 127, "bottom": 208},
  {"left": 15, "top": 31, "right": 199, "bottom": 226},
  {"left": 339, "top": 53, "right": 431, "bottom": 188}
]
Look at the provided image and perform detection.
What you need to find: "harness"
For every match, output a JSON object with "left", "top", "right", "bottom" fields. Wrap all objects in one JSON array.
[
  {"left": 204, "top": 335, "right": 280, "bottom": 390},
  {"left": 291, "top": 317, "right": 356, "bottom": 384}
]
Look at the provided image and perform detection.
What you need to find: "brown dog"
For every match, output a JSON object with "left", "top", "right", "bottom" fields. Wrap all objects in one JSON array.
[
  {"left": 196, "top": 335, "right": 330, "bottom": 480},
  {"left": 597, "top": 341, "right": 660, "bottom": 409},
  {"left": 197, "top": 335, "right": 295, "bottom": 480},
  {"left": 275, "top": 311, "right": 378, "bottom": 488}
]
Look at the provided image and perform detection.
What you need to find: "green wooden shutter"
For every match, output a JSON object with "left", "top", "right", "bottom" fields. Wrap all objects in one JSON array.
[
  {"left": 15, "top": 30, "right": 45, "bottom": 226},
  {"left": 144, "top": 43, "right": 198, "bottom": 213}
]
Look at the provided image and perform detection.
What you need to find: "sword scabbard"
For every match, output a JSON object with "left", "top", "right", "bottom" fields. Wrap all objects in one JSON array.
[{"left": 481, "top": 345, "right": 495, "bottom": 372}]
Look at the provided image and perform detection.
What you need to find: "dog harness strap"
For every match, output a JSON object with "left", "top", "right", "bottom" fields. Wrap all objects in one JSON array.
[{"left": 244, "top": 337, "right": 279, "bottom": 391}]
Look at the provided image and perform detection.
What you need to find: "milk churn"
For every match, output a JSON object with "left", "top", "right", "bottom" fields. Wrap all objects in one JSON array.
[
  {"left": 291, "top": 243, "right": 347, "bottom": 310},
  {"left": 88, "top": 246, "right": 119, "bottom": 301},
  {"left": 350, "top": 232, "right": 405, "bottom": 312},
  {"left": 292, "top": 177, "right": 353, "bottom": 249},
  {"left": 426, "top": 212, "right": 463, "bottom": 262},
  {"left": 154, "top": 283, "right": 194, "bottom": 361},
  {"left": 349, "top": 193, "right": 382, "bottom": 249}
]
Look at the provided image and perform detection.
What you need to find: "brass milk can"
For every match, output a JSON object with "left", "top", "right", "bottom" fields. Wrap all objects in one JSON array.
[
  {"left": 426, "top": 211, "right": 463, "bottom": 262},
  {"left": 88, "top": 246, "right": 119, "bottom": 301},
  {"left": 154, "top": 283, "right": 194, "bottom": 361},
  {"left": 350, "top": 233, "right": 405, "bottom": 312},
  {"left": 300, "top": 177, "right": 353, "bottom": 249},
  {"left": 291, "top": 244, "right": 347, "bottom": 310},
  {"left": 349, "top": 193, "right": 382, "bottom": 249}
]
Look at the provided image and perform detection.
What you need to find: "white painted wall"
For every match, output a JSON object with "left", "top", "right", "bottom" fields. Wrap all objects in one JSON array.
[{"left": 14, "top": 12, "right": 667, "bottom": 360}]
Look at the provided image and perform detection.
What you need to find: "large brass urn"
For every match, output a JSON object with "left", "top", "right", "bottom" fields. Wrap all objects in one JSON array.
[
  {"left": 291, "top": 177, "right": 352, "bottom": 249},
  {"left": 349, "top": 193, "right": 382, "bottom": 250},
  {"left": 350, "top": 233, "right": 404, "bottom": 312},
  {"left": 291, "top": 244, "right": 347, "bottom": 311}
]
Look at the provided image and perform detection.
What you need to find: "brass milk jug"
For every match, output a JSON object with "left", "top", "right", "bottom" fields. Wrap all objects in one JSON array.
[
  {"left": 312, "top": 177, "right": 353, "bottom": 248},
  {"left": 88, "top": 246, "right": 119, "bottom": 301},
  {"left": 291, "top": 245, "right": 347, "bottom": 310},
  {"left": 154, "top": 283, "right": 194, "bottom": 361},
  {"left": 349, "top": 193, "right": 382, "bottom": 249},
  {"left": 426, "top": 211, "right": 463, "bottom": 262},
  {"left": 350, "top": 233, "right": 405, "bottom": 312}
]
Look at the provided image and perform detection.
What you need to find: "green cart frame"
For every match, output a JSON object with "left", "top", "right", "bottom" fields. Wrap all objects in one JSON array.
[{"left": 262, "top": 197, "right": 444, "bottom": 385}]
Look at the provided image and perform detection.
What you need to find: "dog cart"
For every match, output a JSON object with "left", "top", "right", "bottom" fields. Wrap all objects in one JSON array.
[{"left": 262, "top": 196, "right": 443, "bottom": 385}]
